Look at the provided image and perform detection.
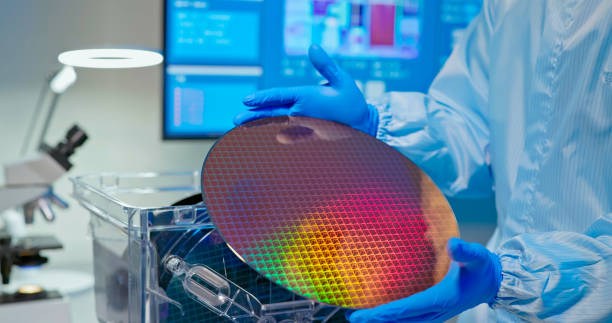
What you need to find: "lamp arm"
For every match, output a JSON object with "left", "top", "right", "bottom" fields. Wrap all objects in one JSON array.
[
  {"left": 36, "top": 92, "right": 62, "bottom": 151},
  {"left": 19, "top": 75, "right": 52, "bottom": 156},
  {"left": 19, "top": 66, "right": 76, "bottom": 155}
]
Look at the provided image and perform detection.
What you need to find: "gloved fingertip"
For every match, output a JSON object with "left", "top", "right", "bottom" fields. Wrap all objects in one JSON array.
[
  {"left": 448, "top": 238, "right": 468, "bottom": 259},
  {"left": 308, "top": 43, "right": 322, "bottom": 55},
  {"left": 307, "top": 44, "right": 347, "bottom": 87},
  {"left": 232, "top": 115, "right": 244, "bottom": 126},
  {"left": 447, "top": 237, "right": 462, "bottom": 253},
  {"left": 448, "top": 238, "right": 488, "bottom": 264},
  {"left": 242, "top": 94, "right": 256, "bottom": 104},
  {"left": 308, "top": 44, "right": 331, "bottom": 65},
  {"left": 346, "top": 309, "right": 366, "bottom": 322},
  {"left": 233, "top": 113, "right": 254, "bottom": 126},
  {"left": 344, "top": 309, "right": 355, "bottom": 321}
]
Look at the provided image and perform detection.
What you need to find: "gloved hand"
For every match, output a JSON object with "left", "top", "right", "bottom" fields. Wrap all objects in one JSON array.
[
  {"left": 348, "top": 238, "right": 502, "bottom": 323},
  {"left": 234, "top": 45, "right": 379, "bottom": 137}
]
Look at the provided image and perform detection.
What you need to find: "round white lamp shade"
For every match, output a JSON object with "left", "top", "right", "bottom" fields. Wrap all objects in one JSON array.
[{"left": 58, "top": 48, "right": 163, "bottom": 69}]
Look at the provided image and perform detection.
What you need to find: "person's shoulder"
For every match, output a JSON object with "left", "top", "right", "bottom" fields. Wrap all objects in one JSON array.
[
  {"left": 487, "top": 0, "right": 519, "bottom": 11},
  {"left": 484, "top": 0, "right": 526, "bottom": 27},
  {"left": 486, "top": 0, "right": 515, "bottom": 18}
]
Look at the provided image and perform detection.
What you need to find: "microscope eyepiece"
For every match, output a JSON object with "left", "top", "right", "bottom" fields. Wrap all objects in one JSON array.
[
  {"left": 56, "top": 125, "right": 88, "bottom": 158},
  {"left": 41, "top": 124, "right": 88, "bottom": 170}
]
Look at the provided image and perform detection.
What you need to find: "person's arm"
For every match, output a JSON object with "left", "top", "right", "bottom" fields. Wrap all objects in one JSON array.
[
  {"left": 387, "top": 2, "right": 612, "bottom": 319},
  {"left": 374, "top": 0, "right": 496, "bottom": 198},
  {"left": 353, "top": 0, "right": 612, "bottom": 320},
  {"left": 492, "top": 215, "right": 612, "bottom": 321}
]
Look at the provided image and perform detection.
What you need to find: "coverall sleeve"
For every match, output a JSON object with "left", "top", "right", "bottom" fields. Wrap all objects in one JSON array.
[
  {"left": 492, "top": 215, "right": 612, "bottom": 321},
  {"left": 374, "top": 0, "right": 497, "bottom": 198},
  {"left": 375, "top": 1, "right": 612, "bottom": 320}
]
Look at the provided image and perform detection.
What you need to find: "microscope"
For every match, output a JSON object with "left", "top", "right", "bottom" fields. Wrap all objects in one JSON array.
[
  {"left": 0, "top": 125, "right": 87, "bottom": 287},
  {"left": 0, "top": 125, "right": 87, "bottom": 292},
  {"left": 0, "top": 66, "right": 88, "bottom": 322}
]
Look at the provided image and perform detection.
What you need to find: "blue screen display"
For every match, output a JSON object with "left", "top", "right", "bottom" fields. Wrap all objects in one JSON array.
[
  {"left": 163, "top": 0, "right": 482, "bottom": 139},
  {"left": 166, "top": 9, "right": 259, "bottom": 64},
  {"left": 165, "top": 75, "right": 258, "bottom": 137}
]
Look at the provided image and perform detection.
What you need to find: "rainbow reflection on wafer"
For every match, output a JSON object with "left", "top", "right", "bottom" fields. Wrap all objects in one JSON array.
[{"left": 203, "top": 116, "right": 458, "bottom": 308}]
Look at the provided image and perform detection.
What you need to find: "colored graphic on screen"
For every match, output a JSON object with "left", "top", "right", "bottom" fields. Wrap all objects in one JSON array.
[
  {"left": 284, "top": 0, "right": 421, "bottom": 59},
  {"left": 202, "top": 116, "right": 459, "bottom": 308},
  {"left": 163, "top": 0, "right": 483, "bottom": 138}
]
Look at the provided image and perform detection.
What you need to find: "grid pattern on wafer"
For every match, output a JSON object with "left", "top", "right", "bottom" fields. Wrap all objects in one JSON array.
[{"left": 202, "top": 116, "right": 458, "bottom": 309}]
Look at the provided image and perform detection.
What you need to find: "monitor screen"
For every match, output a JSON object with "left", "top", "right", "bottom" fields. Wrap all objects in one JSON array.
[
  {"left": 283, "top": 1, "right": 421, "bottom": 59},
  {"left": 163, "top": 0, "right": 482, "bottom": 139}
]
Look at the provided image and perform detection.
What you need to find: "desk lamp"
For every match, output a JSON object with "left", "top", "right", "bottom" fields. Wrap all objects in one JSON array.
[{"left": 0, "top": 49, "right": 163, "bottom": 313}]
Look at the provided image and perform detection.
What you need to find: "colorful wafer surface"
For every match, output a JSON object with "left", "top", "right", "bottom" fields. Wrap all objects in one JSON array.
[{"left": 202, "top": 116, "right": 458, "bottom": 309}]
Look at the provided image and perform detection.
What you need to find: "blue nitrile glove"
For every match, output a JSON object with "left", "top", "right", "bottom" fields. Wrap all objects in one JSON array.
[
  {"left": 234, "top": 44, "right": 379, "bottom": 137},
  {"left": 348, "top": 238, "right": 502, "bottom": 323}
]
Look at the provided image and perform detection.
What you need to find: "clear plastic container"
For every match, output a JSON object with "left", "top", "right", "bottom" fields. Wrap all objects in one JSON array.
[{"left": 71, "top": 172, "right": 342, "bottom": 323}]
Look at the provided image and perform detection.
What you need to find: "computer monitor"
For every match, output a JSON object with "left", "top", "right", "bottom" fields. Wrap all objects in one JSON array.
[{"left": 163, "top": 0, "right": 482, "bottom": 139}]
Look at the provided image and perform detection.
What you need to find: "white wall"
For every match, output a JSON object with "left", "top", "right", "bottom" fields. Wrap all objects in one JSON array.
[{"left": 0, "top": 0, "right": 214, "bottom": 267}]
